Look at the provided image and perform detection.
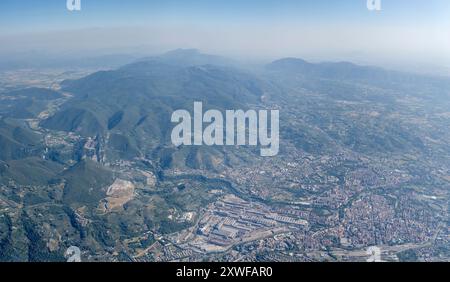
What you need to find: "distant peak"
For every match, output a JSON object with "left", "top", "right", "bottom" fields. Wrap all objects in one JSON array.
[
  {"left": 274, "top": 57, "right": 310, "bottom": 64},
  {"left": 129, "top": 48, "right": 233, "bottom": 68},
  {"left": 163, "top": 48, "right": 201, "bottom": 57},
  {"left": 266, "top": 57, "right": 313, "bottom": 71}
]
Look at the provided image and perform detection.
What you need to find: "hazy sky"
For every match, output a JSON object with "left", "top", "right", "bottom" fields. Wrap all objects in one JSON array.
[{"left": 1, "top": 0, "right": 450, "bottom": 69}]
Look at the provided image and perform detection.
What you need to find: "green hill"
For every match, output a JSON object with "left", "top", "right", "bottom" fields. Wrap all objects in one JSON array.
[{"left": 59, "top": 160, "right": 114, "bottom": 207}]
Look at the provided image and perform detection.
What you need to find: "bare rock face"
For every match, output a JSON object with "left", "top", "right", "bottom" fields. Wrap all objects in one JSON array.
[{"left": 99, "top": 178, "right": 135, "bottom": 212}]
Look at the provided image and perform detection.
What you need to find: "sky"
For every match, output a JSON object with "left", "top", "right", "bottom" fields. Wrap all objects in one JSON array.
[{"left": 0, "top": 0, "right": 450, "bottom": 70}]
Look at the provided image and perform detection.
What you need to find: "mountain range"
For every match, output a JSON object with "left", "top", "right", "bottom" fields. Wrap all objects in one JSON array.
[{"left": 0, "top": 49, "right": 449, "bottom": 261}]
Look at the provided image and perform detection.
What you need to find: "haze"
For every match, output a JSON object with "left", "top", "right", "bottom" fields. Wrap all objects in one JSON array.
[{"left": 1, "top": 0, "right": 449, "bottom": 73}]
